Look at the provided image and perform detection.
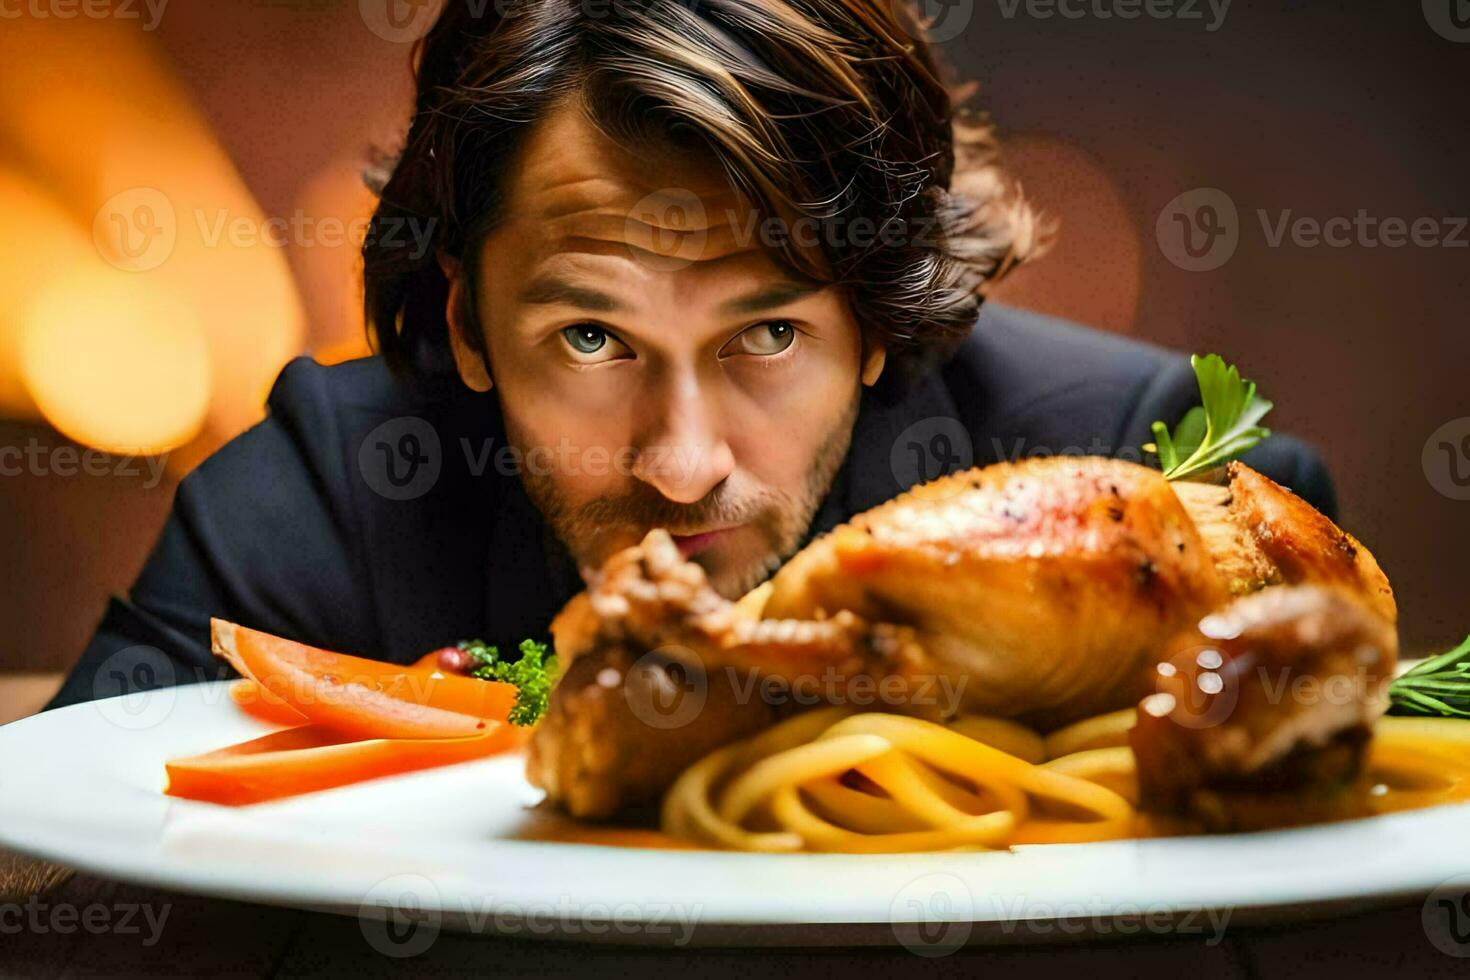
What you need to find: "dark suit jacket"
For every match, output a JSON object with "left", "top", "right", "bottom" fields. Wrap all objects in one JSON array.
[{"left": 47, "top": 304, "right": 1333, "bottom": 709}]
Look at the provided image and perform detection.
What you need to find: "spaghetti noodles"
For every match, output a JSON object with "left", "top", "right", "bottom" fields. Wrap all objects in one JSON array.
[{"left": 661, "top": 708, "right": 1470, "bottom": 852}]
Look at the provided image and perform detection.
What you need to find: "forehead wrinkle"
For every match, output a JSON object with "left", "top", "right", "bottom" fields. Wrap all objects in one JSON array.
[
  {"left": 535, "top": 215, "right": 759, "bottom": 265},
  {"left": 534, "top": 196, "right": 751, "bottom": 239},
  {"left": 525, "top": 175, "right": 648, "bottom": 222},
  {"left": 514, "top": 158, "right": 749, "bottom": 232},
  {"left": 507, "top": 204, "right": 828, "bottom": 320}
]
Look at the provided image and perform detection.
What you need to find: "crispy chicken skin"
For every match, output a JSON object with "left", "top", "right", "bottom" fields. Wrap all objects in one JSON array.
[
  {"left": 1131, "top": 585, "right": 1397, "bottom": 831},
  {"left": 529, "top": 457, "right": 1398, "bottom": 822},
  {"left": 760, "top": 457, "right": 1228, "bottom": 727},
  {"left": 1172, "top": 462, "right": 1396, "bottom": 623}
]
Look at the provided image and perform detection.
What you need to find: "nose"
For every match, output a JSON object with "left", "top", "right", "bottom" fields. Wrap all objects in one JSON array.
[{"left": 631, "top": 369, "right": 736, "bottom": 504}]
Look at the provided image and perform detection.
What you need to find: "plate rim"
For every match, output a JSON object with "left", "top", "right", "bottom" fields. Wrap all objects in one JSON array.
[{"left": 1, "top": 681, "right": 1465, "bottom": 948}]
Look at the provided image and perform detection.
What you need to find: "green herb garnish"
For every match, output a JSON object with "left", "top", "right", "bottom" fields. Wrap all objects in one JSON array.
[
  {"left": 1145, "top": 353, "right": 1273, "bottom": 480},
  {"left": 459, "top": 638, "right": 559, "bottom": 726},
  {"left": 1389, "top": 635, "right": 1470, "bottom": 719}
]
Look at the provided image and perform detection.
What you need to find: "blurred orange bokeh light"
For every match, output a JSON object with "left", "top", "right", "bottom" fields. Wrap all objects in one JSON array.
[
  {"left": 0, "top": 14, "right": 306, "bottom": 462},
  {"left": 22, "top": 270, "right": 211, "bottom": 455}
]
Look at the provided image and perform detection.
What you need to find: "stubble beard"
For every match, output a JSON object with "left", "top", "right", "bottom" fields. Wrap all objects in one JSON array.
[{"left": 512, "top": 390, "right": 859, "bottom": 599}]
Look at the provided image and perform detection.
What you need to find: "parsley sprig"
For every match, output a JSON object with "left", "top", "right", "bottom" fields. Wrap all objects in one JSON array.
[
  {"left": 1145, "top": 354, "right": 1274, "bottom": 480},
  {"left": 458, "top": 638, "right": 558, "bottom": 726},
  {"left": 1147, "top": 355, "right": 1469, "bottom": 721},
  {"left": 1389, "top": 636, "right": 1470, "bottom": 718}
]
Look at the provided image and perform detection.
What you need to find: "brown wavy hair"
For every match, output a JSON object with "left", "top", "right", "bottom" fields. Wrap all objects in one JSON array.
[{"left": 363, "top": 0, "right": 1039, "bottom": 380}]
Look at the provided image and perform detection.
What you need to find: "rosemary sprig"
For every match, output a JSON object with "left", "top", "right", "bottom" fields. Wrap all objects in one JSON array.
[{"left": 1388, "top": 635, "right": 1470, "bottom": 718}]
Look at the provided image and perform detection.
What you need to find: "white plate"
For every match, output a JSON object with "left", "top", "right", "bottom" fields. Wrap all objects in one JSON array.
[{"left": 0, "top": 681, "right": 1461, "bottom": 949}]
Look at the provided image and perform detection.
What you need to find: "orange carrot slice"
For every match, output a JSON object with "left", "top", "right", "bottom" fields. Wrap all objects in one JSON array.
[
  {"left": 229, "top": 679, "right": 308, "bottom": 727},
  {"left": 165, "top": 723, "right": 525, "bottom": 806},
  {"left": 211, "top": 619, "right": 515, "bottom": 740}
]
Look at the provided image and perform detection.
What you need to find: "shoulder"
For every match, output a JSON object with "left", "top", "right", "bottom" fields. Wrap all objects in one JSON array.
[
  {"left": 261, "top": 355, "right": 473, "bottom": 439},
  {"left": 939, "top": 303, "right": 1191, "bottom": 461},
  {"left": 223, "top": 355, "right": 502, "bottom": 508},
  {"left": 936, "top": 303, "right": 1336, "bottom": 515},
  {"left": 944, "top": 304, "right": 1186, "bottom": 442},
  {"left": 964, "top": 302, "right": 1181, "bottom": 379},
  {"left": 162, "top": 356, "right": 502, "bottom": 659},
  {"left": 181, "top": 355, "right": 487, "bottom": 547}
]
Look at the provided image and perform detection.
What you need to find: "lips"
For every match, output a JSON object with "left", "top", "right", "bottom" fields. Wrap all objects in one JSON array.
[{"left": 669, "top": 527, "right": 738, "bottom": 558}]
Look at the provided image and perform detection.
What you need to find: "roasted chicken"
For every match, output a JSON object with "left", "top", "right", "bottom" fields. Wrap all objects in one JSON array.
[{"left": 529, "top": 457, "right": 1397, "bottom": 821}]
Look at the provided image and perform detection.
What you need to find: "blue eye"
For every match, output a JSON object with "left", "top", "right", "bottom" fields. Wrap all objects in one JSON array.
[
  {"left": 562, "top": 325, "right": 607, "bottom": 354},
  {"left": 559, "top": 324, "right": 634, "bottom": 365}
]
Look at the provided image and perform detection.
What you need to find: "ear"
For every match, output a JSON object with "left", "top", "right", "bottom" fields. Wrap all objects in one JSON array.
[
  {"left": 439, "top": 249, "right": 493, "bottom": 392},
  {"left": 860, "top": 334, "right": 887, "bottom": 387}
]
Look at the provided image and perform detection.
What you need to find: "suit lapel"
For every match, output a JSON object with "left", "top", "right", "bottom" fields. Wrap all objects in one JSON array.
[{"left": 359, "top": 383, "right": 501, "bottom": 663}]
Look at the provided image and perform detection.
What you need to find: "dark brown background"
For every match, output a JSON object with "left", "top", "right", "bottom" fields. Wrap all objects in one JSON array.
[{"left": 1, "top": 0, "right": 1465, "bottom": 675}]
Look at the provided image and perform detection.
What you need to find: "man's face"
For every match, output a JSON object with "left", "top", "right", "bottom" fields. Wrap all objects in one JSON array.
[{"left": 452, "top": 101, "right": 871, "bottom": 598}]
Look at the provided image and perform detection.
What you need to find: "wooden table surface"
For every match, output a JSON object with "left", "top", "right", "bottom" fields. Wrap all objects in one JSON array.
[{"left": 2, "top": 675, "right": 1468, "bottom": 978}]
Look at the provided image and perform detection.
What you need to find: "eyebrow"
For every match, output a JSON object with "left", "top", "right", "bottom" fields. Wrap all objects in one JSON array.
[
  {"left": 718, "top": 279, "right": 822, "bottom": 316},
  {"left": 516, "top": 274, "right": 822, "bottom": 316},
  {"left": 516, "top": 275, "right": 628, "bottom": 312}
]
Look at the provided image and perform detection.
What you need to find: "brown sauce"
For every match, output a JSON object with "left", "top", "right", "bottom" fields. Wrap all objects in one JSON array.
[{"left": 510, "top": 808, "right": 701, "bottom": 850}]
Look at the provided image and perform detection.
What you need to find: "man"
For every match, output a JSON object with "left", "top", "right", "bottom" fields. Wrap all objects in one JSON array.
[{"left": 48, "top": 0, "right": 1329, "bottom": 708}]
